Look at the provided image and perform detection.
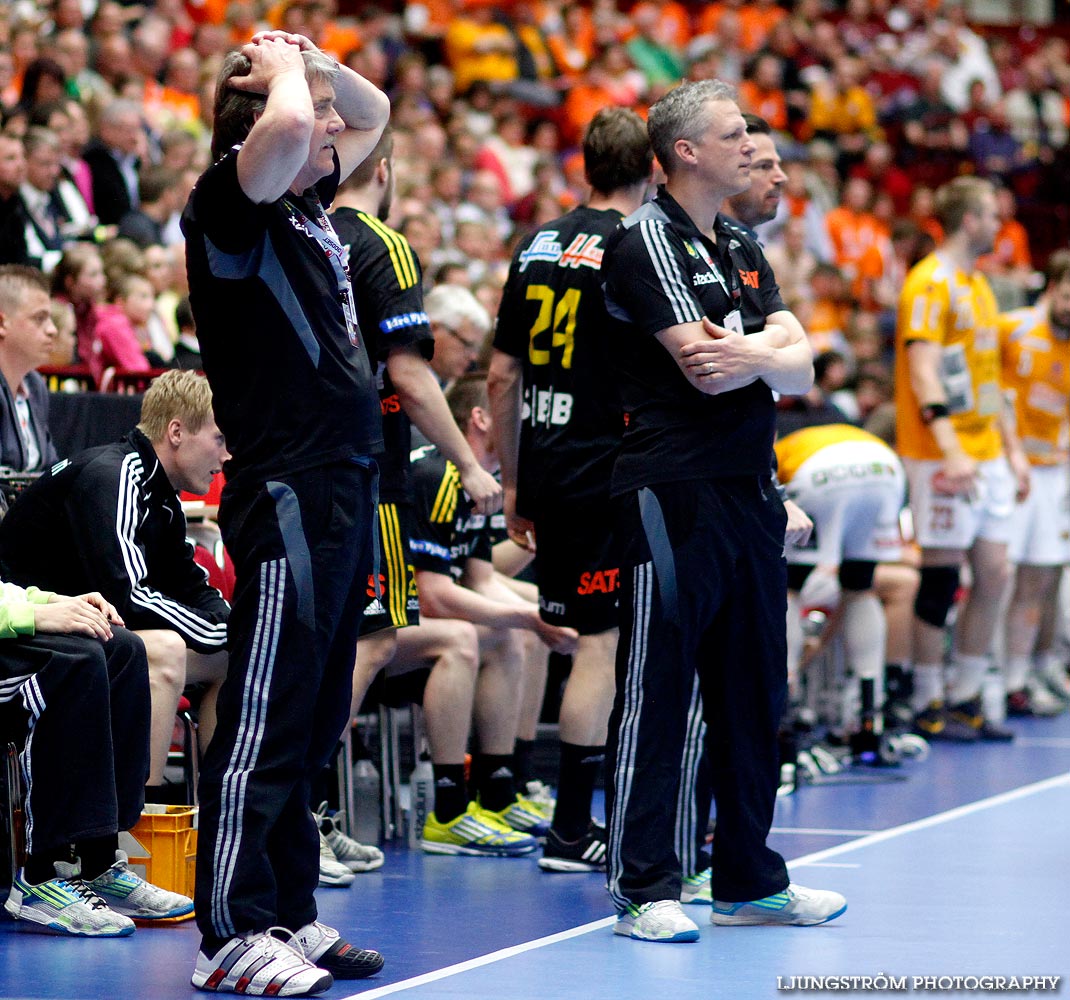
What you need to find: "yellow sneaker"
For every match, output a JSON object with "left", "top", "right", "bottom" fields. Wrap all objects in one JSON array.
[
  {"left": 420, "top": 802, "right": 538, "bottom": 856},
  {"left": 482, "top": 795, "right": 552, "bottom": 837}
]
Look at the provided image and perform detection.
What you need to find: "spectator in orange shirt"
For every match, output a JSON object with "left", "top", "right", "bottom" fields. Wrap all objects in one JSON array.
[
  {"left": 696, "top": 0, "right": 787, "bottom": 55},
  {"left": 738, "top": 53, "right": 789, "bottom": 132},
  {"left": 806, "top": 261, "right": 853, "bottom": 356},
  {"left": 560, "top": 44, "right": 646, "bottom": 147},
  {"left": 629, "top": 0, "right": 692, "bottom": 50},
  {"left": 908, "top": 185, "right": 945, "bottom": 247},
  {"left": 977, "top": 187, "right": 1031, "bottom": 276},
  {"left": 545, "top": 3, "right": 597, "bottom": 78},
  {"left": 977, "top": 186, "right": 1036, "bottom": 308},
  {"left": 825, "top": 176, "right": 889, "bottom": 286},
  {"left": 305, "top": 0, "right": 362, "bottom": 63}
]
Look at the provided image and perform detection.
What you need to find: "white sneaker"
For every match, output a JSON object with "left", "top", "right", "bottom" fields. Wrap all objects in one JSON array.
[
  {"left": 4, "top": 861, "right": 135, "bottom": 937},
  {"left": 314, "top": 803, "right": 384, "bottom": 873},
  {"left": 85, "top": 850, "right": 194, "bottom": 918},
  {"left": 524, "top": 780, "right": 557, "bottom": 818},
  {"left": 1026, "top": 677, "right": 1067, "bottom": 716},
  {"left": 192, "top": 930, "right": 333, "bottom": 995},
  {"left": 680, "top": 869, "right": 712, "bottom": 905},
  {"left": 710, "top": 883, "right": 847, "bottom": 926},
  {"left": 317, "top": 831, "right": 355, "bottom": 887},
  {"left": 1040, "top": 664, "right": 1070, "bottom": 702},
  {"left": 291, "top": 920, "right": 385, "bottom": 979},
  {"left": 613, "top": 900, "right": 700, "bottom": 942}
]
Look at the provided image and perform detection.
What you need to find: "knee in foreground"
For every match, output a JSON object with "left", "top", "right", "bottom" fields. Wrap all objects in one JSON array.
[{"left": 914, "top": 565, "right": 960, "bottom": 629}]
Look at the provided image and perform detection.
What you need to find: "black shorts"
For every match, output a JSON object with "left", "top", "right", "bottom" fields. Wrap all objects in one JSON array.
[
  {"left": 360, "top": 502, "right": 420, "bottom": 636},
  {"left": 359, "top": 664, "right": 431, "bottom": 713},
  {"left": 534, "top": 498, "right": 619, "bottom": 635}
]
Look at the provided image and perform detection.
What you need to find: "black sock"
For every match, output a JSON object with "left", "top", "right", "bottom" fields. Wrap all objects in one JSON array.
[
  {"left": 473, "top": 753, "right": 516, "bottom": 813},
  {"left": 201, "top": 933, "right": 227, "bottom": 959},
  {"left": 552, "top": 742, "right": 604, "bottom": 841},
  {"left": 432, "top": 763, "right": 467, "bottom": 823},
  {"left": 144, "top": 781, "right": 188, "bottom": 805},
  {"left": 25, "top": 847, "right": 72, "bottom": 885},
  {"left": 512, "top": 738, "right": 535, "bottom": 788},
  {"left": 76, "top": 834, "right": 119, "bottom": 880},
  {"left": 309, "top": 742, "right": 343, "bottom": 815}
]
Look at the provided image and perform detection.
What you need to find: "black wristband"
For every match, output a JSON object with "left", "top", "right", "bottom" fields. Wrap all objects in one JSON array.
[{"left": 920, "top": 402, "right": 950, "bottom": 424}]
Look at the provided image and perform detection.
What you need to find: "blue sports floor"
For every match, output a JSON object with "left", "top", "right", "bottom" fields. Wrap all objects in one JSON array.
[{"left": 2, "top": 712, "right": 1069, "bottom": 1000}]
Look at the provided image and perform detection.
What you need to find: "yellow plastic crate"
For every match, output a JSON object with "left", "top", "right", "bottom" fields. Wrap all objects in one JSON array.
[{"left": 125, "top": 805, "right": 198, "bottom": 916}]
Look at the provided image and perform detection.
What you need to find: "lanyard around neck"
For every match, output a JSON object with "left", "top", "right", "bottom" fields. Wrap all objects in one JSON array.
[
  {"left": 690, "top": 234, "right": 741, "bottom": 304},
  {"left": 284, "top": 193, "right": 362, "bottom": 348}
]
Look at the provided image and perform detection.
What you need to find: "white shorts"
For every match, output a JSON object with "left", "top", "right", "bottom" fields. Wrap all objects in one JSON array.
[
  {"left": 904, "top": 455, "right": 1016, "bottom": 550},
  {"left": 785, "top": 438, "right": 906, "bottom": 566},
  {"left": 1008, "top": 463, "right": 1070, "bottom": 566}
]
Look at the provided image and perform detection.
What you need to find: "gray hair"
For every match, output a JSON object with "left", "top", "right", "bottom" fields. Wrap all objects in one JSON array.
[
  {"left": 647, "top": 79, "right": 737, "bottom": 176},
  {"left": 211, "top": 48, "right": 338, "bottom": 160},
  {"left": 100, "top": 98, "right": 144, "bottom": 127},
  {"left": 424, "top": 283, "right": 491, "bottom": 336},
  {"left": 22, "top": 126, "right": 62, "bottom": 159}
]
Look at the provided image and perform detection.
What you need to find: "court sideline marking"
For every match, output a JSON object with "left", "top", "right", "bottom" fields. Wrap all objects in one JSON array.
[{"left": 343, "top": 771, "right": 1070, "bottom": 1000}]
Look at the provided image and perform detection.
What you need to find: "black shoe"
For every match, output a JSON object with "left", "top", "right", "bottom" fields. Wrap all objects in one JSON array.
[
  {"left": 538, "top": 822, "right": 607, "bottom": 872},
  {"left": 883, "top": 698, "right": 916, "bottom": 734},
  {"left": 913, "top": 701, "right": 979, "bottom": 742},
  {"left": 948, "top": 697, "right": 1014, "bottom": 742},
  {"left": 290, "top": 922, "right": 384, "bottom": 980}
]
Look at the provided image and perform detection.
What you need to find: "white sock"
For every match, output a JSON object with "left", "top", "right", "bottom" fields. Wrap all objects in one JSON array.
[
  {"left": 786, "top": 591, "right": 804, "bottom": 699},
  {"left": 1004, "top": 653, "right": 1032, "bottom": 693},
  {"left": 843, "top": 593, "right": 886, "bottom": 685},
  {"left": 912, "top": 663, "right": 945, "bottom": 712},
  {"left": 948, "top": 652, "right": 989, "bottom": 704},
  {"left": 842, "top": 593, "right": 886, "bottom": 728}
]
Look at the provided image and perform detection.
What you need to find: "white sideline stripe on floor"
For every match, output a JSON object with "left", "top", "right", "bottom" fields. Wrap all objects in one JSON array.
[
  {"left": 771, "top": 827, "right": 878, "bottom": 836},
  {"left": 785, "top": 771, "right": 1070, "bottom": 869},
  {"left": 794, "top": 862, "right": 862, "bottom": 868},
  {"left": 1013, "top": 737, "right": 1070, "bottom": 749},
  {"left": 345, "top": 917, "right": 618, "bottom": 1000},
  {"left": 341, "top": 772, "right": 1070, "bottom": 1000}
]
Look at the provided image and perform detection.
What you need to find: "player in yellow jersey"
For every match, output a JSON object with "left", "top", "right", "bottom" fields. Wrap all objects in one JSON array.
[
  {"left": 894, "top": 177, "right": 1031, "bottom": 742},
  {"left": 776, "top": 424, "right": 907, "bottom": 758},
  {"left": 998, "top": 250, "right": 1070, "bottom": 716}
]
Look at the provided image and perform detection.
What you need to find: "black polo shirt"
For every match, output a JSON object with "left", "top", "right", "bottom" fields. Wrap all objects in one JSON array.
[
  {"left": 182, "top": 148, "right": 383, "bottom": 490},
  {"left": 601, "top": 186, "right": 786, "bottom": 494}
]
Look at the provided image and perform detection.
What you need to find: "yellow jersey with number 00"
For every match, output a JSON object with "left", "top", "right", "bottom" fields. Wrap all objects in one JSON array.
[
  {"left": 894, "top": 252, "right": 1003, "bottom": 462},
  {"left": 998, "top": 304, "right": 1070, "bottom": 466}
]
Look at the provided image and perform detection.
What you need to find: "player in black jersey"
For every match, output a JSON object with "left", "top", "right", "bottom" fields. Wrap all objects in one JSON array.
[
  {"left": 408, "top": 375, "right": 578, "bottom": 851},
  {"left": 600, "top": 80, "right": 845, "bottom": 943},
  {"left": 488, "top": 108, "right": 653, "bottom": 875},
  {"left": 327, "top": 128, "right": 510, "bottom": 856},
  {"left": 182, "top": 32, "right": 388, "bottom": 995}
]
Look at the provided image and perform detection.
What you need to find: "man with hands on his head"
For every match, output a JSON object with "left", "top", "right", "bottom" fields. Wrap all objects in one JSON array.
[{"left": 182, "top": 30, "right": 390, "bottom": 996}]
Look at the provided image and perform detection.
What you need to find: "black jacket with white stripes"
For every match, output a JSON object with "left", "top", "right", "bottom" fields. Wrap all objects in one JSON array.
[
  {"left": 0, "top": 428, "right": 229, "bottom": 653},
  {"left": 602, "top": 186, "right": 787, "bottom": 495}
]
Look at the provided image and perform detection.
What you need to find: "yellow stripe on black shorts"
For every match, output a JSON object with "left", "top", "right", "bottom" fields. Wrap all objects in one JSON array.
[{"left": 363, "top": 500, "right": 421, "bottom": 633}]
